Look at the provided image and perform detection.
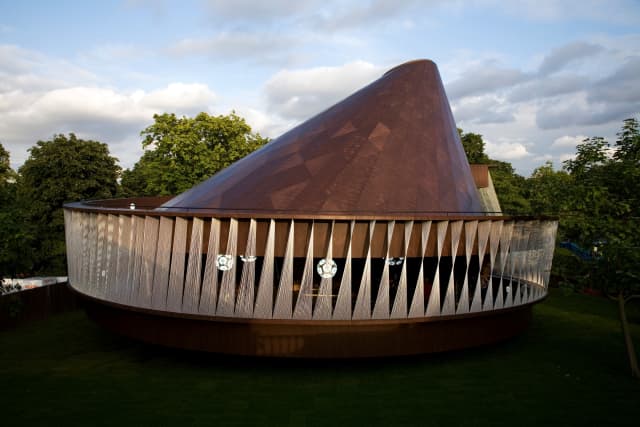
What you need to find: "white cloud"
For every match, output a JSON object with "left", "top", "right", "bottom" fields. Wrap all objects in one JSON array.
[
  {"left": 552, "top": 135, "right": 588, "bottom": 149},
  {"left": 452, "top": 95, "right": 515, "bottom": 124},
  {"left": 168, "top": 32, "right": 296, "bottom": 63},
  {"left": 476, "top": 0, "right": 640, "bottom": 24},
  {"left": 559, "top": 153, "right": 576, "bottom": 163},
  {"left": 446, "top": 61, "right": 529, "bottom": 99},
  {"left": 79, "top": 43, "right": 142, "bottom": 63},
  {"left": 231, "top": 105, "right": 292, "bottom": 138},
  {"left": 139, "top": 83, "right": 216, "bottom": 111},
  {"left": 203, "top": 0, "right": 316, "bottom": 21},
  {"left": 202, "top": 0, "right": 429, "bottom": 32},
  {"left": 507, "top": 74, "right": 586, "bottom": 102},
  {"left": 264, "top": 60, "right": 383, "bottom": 120},
  {"left": 485, "top": 139, "right": 531, "bottom": 160},
  {"left": 0, "top": 44, "right": 99, "bottom": 93},
  {"left": 0, "top": 43, "right": 222, "bottom": 169},
  {"left": 588, "top": 56, "right": 640, "bottom": 104},
  {"left": 446, "top": 37, "right": 640, "bottom": 139},
  {"left": 0, "top": 83, "right": 217, "bottom": 168},
  {"left": 532, "top": 154, "right": 553, "bottom": 163},
  {"left": 306, "top": 0, "right": 424, "bottom": 32},
  {"left": 537, "top": 41, "right": 604, "bottom": 75},
  {"left": 536, "top": 91, "right": 638, "bottom": 130}
]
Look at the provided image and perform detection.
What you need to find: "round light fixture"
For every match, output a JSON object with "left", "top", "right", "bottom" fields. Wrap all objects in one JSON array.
[
  {"left": 216, "top": 254, "right": 234, "bottom": 271},
  {"left": 316, "top": 258, "right": 338, "bottom": 278}
]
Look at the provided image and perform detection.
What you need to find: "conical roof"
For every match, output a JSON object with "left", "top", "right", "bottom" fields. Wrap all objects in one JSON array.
[{"left": 161, "top": 59, "right": 483, "bottom": 217}]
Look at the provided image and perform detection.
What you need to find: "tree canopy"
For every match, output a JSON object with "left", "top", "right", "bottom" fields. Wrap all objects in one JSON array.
[
  {"left": 458, "top": 128, "right": 490, "bottom": 164},
  {"left": 0, "top": 143, "right": 29, "bottom": 278},
  {"left": 525, "top": 161, "right": 572, "bottom": 216},
  {"left": 0, "top": 142, "right": 12, "bottom": 183},
  {"left": 540, "top": 118, "right": 640, "bottom": 378},
  {"left": 457, "top": 128, "right": 529, "bottom": 214},
  {"left": 17, "top": 133, "right": 120, "bottom": 274},
  {"left": 121, "top": 112, "right": 269, "bottom": 196},
  {"left": 0, "top": 142, "right": 16, "bottom": 204}
]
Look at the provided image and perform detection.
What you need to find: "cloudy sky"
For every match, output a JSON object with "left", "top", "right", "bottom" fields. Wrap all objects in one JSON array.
[{"left": 1, "top": 0, "right": 639, "bottom": 175}]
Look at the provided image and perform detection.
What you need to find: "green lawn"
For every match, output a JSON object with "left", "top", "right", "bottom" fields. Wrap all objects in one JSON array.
[{"left": 1, "top": 289, "right": 639, "bottom": 427}]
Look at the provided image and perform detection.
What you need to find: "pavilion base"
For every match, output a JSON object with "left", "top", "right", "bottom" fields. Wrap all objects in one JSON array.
[{"left": 77, "top": 292, "right": 535, "bottom": 358}]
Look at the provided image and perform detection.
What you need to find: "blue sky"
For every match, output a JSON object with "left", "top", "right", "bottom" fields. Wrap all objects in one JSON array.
[{"left": 1, "top": 0, "right": 639, "bottom": 175}]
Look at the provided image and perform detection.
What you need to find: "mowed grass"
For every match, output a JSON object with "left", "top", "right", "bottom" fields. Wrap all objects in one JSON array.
[{"left": 1, "top": 289, "right": 639, "bottom": 427}]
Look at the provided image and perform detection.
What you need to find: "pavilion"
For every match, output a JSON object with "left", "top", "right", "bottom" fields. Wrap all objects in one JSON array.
[{"left": 64, "top": 59, "right": 557, "bottom": 357}]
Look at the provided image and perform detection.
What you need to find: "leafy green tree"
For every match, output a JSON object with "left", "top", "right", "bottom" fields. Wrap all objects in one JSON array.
[
  {"left": 458, "top": 128, "right": 490, "bottom": 164},
  {"left": 614, "top": 118, "right": 640, "bottom": 163},
  {"left": 0, "top": 142, "right": 16, "bottom": 206},
  {"left": 557, "top": 117, "right": 640, "bottom": 378},
  {"left": 121, "top": 112, "right": 269, "bottom": 196},
  {"left": 0, "top": 143, "right": 33, "bottom": 278},
  {"left": 18, "top": 134, "right": 120, "bottom": 275},
  {"left": 595, "top": 243, "right": 640, "bottom": 378},
  {"left": 561, "top": 134, "right": 638, "bottom": 245},
  {"left": 489, "top": 160, "right": 530, "bottom": 214},
  {"left": 526, "top": 161, "right": 572, "bottom": 216},
  {"left": 563, "top": 136, "right": 609, "bottom": 176},
  {"left": 0, "top": 142, "right": 13, "bottom": 183},
  {"left": 457, "top": 128, "right": 529, "bottom": 214}
]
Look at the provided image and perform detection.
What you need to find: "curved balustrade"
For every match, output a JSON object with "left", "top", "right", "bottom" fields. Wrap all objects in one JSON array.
[{"left": 64, "top": 200, "right": 557, "bottom": 323}]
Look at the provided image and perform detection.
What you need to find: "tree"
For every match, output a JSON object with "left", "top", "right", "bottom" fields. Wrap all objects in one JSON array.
[
  {"left": 558, "top": 117, "right": 640, "bottom": 379},
  {"left": 0, "top": 142, "right": 17, "bottom": 206},
  {"left": 526, "top": 161, "right": 572, "bottom": 216},
  {"left": 614, "top": 118, "right": 640, "bottom": 163},
  {"left": 458, "top": 128, "right": 490, "bottom": 164},
  {"left": 0, "top": 142, "right": 13, "bottom": 183},
  {"left": 561, "top": 134, "right": 638, "bottom": 245},
  {"left": 0, "top": 142, "right": 16, "bottom": 204},
  {"left": 0, "top": 143, "right": 32, "bottom": 278},
  {"left": 18, "top": 134, "right": 120, "bottom": 275},
  {"left": 563, "top": 136, "right": 609, "bottom": 177},
  {"left": 121, "top": 112, "right": 269, "bottom": 196},
  {"left": 596, "top": 243, "right": 640, "bottom": 379},
  {"left": 490, "top": 160, "right": 530, "bottom": 214},
  {"left": 457, "top": 128, "right": 529, "bottom": 214}
]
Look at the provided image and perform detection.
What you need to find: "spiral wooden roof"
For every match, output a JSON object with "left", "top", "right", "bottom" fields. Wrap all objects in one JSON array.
[{"left": 161, "top": 59, "right": 483, "bottom": 216}]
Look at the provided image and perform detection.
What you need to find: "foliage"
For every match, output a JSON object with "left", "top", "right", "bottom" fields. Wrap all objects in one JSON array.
[
  {"left": 563, "top": 136, "right": 609, "bottom": 176},
  {"left": 489, "top": 160, "right": 530, "bottom": 214},
  {"left": 552, "top": 118, "right": 640, "bottom": 290},
  {"left": 17, "top": 134, "right": 120, "bottom": 275},
  {"left": 549, "top": 247, "right": 590, "bottom": 291},
  {"left": 525, "top": 161, "right": 572, "bottom": 217},
  {"left": 549, "top": 116, "right": 640, "bottom": 378},
  {"left": 560, "top": 126, "right": 640, "bottom": 247},
  {"left": 0, "top": 202, "right": 35, "bottom": 278},
  {"left": 0, "top": 143, "right": 34, "bottom": 277},
  {"left": 121, "top": 112, "right": 269, "bottom": 196},
  {"left": 457, "top": 128, "right": 490, "bottom": 163},
  {"left": 457, "top": 129, "right": 530, "bottom": 214},
  {"left": 0, "top": 142, "right": 17, "bottom": 206},
  {"left": 593, "top": 244, "right": 640, "bottom": 297},
  {"left": 613, "top": 118, "right": 640, "bottom": 163},
  {"left": 0, "top": 142, "right": 13, "bottom": 182}
]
